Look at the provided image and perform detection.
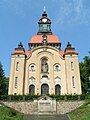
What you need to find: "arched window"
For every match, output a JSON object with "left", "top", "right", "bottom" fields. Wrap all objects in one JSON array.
[
  {"left": 29, "top": 85, "right": 35, "bottom": 95},
  {"left": 41, "top": 58, "right": 48, "bottom": 73},
  {"left": 55, "top": 65, "right": 59, "bottom": 71},
  {"left": 55, "top": 84, "right": 61, "bottom": 95},
  {"left": 54, "top": 64, "right": 60, "bottom": 72},
  {"left": 41, "top": 84, "right": 49, "bottom": 95},
  {"left": 29, "top": 64, "right": 36, "bottom": 71},
  {"left": 31, "top": 65, "right": 34, "bottom": 71}
]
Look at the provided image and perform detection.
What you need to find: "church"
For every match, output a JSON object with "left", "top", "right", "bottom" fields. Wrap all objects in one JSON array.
[{"left": 8, "top": 8, "right": 82, "bottom": 95}]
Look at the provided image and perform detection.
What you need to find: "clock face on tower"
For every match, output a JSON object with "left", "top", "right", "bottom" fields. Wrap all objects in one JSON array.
[{"left": 42, "top": 18, "right": 47, "bottom": 23}]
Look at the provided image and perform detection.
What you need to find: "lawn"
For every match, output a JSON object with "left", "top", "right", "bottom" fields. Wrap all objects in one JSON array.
[
  {"left": 69, "top": 102, "right": 90, "bottom": 120},
  {"left": 0, "top": 105, "right": 23, "bottom": 120}
]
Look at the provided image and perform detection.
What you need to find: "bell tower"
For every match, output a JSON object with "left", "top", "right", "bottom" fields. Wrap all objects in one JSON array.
[{"left": 37, "top": 7, "right": 52, "bottom": 34}]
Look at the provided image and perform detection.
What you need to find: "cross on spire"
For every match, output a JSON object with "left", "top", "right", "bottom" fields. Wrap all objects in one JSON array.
[
  {"left": 42, "top": 6, "right": 47, "bottom": 17},
  {"left": 43, "top": 6, "right": 46, "bottom": 12}
]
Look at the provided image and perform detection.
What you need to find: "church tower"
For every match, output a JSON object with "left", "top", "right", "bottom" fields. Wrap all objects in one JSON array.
[
  {"left": 38, "top": 7, "right": 52, "bottom": 34},
  {"left": 8, "top": 42, "right": 25, "bottom": 95},
  {"left": 8, "top": 8, "right": 82, "bottom": 95}
]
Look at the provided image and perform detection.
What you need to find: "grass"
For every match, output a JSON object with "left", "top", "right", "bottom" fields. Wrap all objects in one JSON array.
[
  {"left": 0, "top": 105, "right": 23, "bottom": 120},
  {"left": 69, "top": 102, "right": 90, "bottom": 120}
]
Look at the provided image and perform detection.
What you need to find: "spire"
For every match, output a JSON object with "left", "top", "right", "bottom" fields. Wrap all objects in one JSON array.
[
  {"left": 43, "top": 6, "right": 46, "bottom": 13},
  {"left": 18, "top": 42, "right": 23, "bottom": 48},
  {"left": 42, "top": 6, "right": 47, "bottom": 17},
  {"left": 67, "top": 42, "right": 72, "bottom": 48},
  {"left": 65, "top": 41, "right": 75, "bottom": 52}
]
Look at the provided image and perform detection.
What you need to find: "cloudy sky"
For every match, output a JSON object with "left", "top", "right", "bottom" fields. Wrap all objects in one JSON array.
[{"left": 0, "top": 0, "right": 90, "bottom": 77}]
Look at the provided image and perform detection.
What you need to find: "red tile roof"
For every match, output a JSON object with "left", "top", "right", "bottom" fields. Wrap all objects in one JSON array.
[
  {"left": 29, "top": 34, "right": 60, "bottom": 44},
  {"left": 59, "top": 50, "right": 65, "bottom": 56},
  {"left": 25, "top": 50, "right": 31, "bottom": 57},
  {"left": 12, "top": 50, "right": 25, "bottom": 55},
  {"left": 65, "top": 49, "right": 78, "bottom": 55}
]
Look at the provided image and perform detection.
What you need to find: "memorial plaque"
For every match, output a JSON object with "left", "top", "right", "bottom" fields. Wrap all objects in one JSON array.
[
  {"left": 39, "top": 102, "right": 51, "bottom": 112},
  {"left": 37, "top": 96, "right": 56, "bottom": 114}
]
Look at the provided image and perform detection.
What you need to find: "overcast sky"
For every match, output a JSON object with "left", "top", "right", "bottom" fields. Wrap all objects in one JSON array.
[{"left": 0, "top": 0, "right": 90, "bottom": 77}]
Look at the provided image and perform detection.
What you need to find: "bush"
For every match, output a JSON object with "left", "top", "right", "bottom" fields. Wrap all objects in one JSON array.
[
  {"left": 49, "top": 94, "right": 65, "bottom": 100},
  {"left": 66, "top": 95, "right": 79, "bottom": 100},
  {"left": 0, "top": 95, "right": 10, "bottom": 101},
  {"left": 11, "top": 95, "right": 23, "bottom": 101},
  {"left": 0, "top": 94, "right": 90, "bottom": 101},
  {"left": 0, "top": 106, "right": 23, "bottom": 120}
]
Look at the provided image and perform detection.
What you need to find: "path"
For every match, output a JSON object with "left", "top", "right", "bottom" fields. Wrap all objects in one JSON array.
[{"left": 24, "top": 114, "right": 70, "bottom": 120}]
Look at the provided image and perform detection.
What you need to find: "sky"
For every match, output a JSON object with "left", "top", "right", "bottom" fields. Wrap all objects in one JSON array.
[{"left": 0, "top": 0, "right": 90, "bottom": 77}]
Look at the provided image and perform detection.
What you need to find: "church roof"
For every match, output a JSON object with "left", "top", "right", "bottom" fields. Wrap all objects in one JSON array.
[
  {"left": 64, "top": 49, "right": 78, "bottom": 55},
  {"left": 12, "top": 50, "right": 25, "bottom": 55},
  {"left": 29, "top": 34, "right": 60, "bottom": 44},
  {"left": 12, "top": 42, "right": 26, "bottom": 55},
  {"left": 59, "top": 50, "right": 65, "bottom": 56},
  {"left": 25, "top": 50, "right": 31, "bottom": 57},
  {"left": 64, "top": 42, "right": 78, "bottom": 55}
]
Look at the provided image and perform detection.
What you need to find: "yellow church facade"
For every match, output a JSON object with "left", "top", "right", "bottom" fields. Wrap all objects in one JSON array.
[{"left": 8, "top": 9, "right": 82, "bottom": 95}]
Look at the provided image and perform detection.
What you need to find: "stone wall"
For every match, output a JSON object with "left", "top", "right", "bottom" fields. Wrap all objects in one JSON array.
[
  {"left": 1, "top": 102, "right": 34, "bottom": 114},
  {"left": 57, "top": 101, "right": 85, "bottom": 114},
  {"left": 0, "top": 100, "right": 85, "bottom": 114}
]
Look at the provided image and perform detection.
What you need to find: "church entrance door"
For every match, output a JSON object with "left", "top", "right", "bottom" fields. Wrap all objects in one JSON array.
[{"left": 41, "top": 84, "right": 49, "bottom": 95}]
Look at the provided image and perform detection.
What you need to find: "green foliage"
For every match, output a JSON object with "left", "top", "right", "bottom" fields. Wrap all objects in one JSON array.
[
  {"left": 11, "top": 95, "right": 24, "bottom": 101},
  {"left": 80, "top": 54, "right": 90, "bottom": 93},
  {"left": 0, "top": 94, "right": 40, "bottom": 101},
  {"left": 24, "top": 94, "right": 40, "bottom": 101},
  {"left": 0, "top": 62, "right": 5, "bottom": 80},
  {"left": 0, "top": 62, "right": 5, "bottom": 94},
  {"left": 49, "top": 94, "right": 65, "bottom": 100},
  {"left": 0, "top": 106, "right": 23, "bottom": 120},
  {"left": 80, "top": 94, "right": 90, "bottom": 100},
  {"left": 0, "top": 95, "right": 10, "bottom": 101},
  {"left": 0, "top": 61, "right": 9, "bottom": 95},
  {"left": 69, "top": 102, "right": 90, "bottom": 120},
  {"left": 49, "top": 94, "right": 90, "bottom": 101},
  {"left": 66, "top": 95, "right": 79, "bottom": 100},
  {"left": 0, "top": 94, "right": 90, "bottom": 101}
]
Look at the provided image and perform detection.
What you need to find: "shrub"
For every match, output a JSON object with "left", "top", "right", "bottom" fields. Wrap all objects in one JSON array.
[{"left": 0, "top": 94, "right": 90, "bottom": 101}]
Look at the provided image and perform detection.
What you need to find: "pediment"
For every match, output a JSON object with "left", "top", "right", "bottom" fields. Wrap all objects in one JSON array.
[{"left": 38, "top": 95, "right": 53, "bottom": 101}]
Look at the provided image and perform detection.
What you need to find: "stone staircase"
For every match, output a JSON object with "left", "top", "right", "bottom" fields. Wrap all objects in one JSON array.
[{"left": 23, "top": 114, "right": 70, "bottom": 120}]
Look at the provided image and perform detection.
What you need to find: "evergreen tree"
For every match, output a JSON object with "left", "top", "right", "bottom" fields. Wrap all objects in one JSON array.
[
  {"left": 0, "top": 62, "right": 9, "bottom": 95},
  {"left": 80, "top": 54, "right": 90, "bottom": 93},
  {"left": 0, "top": 62, "right": 5, "bottom": 80}
]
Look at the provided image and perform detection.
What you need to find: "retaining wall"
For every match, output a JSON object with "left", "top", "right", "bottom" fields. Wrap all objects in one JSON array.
[{"left": 0, "top": 101, "right": 85, "bottom": 114}]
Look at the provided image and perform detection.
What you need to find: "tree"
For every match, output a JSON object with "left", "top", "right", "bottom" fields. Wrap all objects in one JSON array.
[
  {"left": 80, "top": 54, "right": 90, "bottom": 93},
  {"left": 0, "top": 62, "right": 9, "bottom": 95},
  {"left": 0, "top": 62, "right": 5, "bottom": 80}
]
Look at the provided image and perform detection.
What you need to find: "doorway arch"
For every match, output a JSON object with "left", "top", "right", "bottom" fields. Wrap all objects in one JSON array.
[{"left": 41, "top": 84, "right": 49, "bottom": 95}]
